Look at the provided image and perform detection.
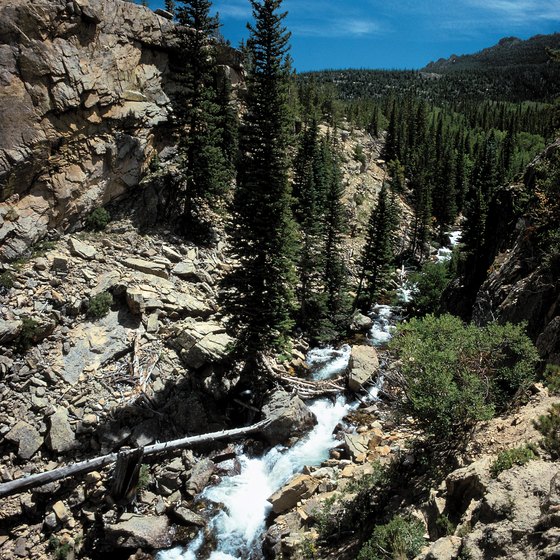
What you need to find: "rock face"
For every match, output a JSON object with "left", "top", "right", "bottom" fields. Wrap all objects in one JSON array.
[{"left": 0, "top": 0, "right": 176, "bottom": 260}]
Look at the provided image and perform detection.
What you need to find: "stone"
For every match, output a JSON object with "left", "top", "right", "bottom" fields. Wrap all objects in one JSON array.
[
  {"left": 68, "top": 237, "right": 96, "bottom": 259},
  {"left": 348, "top": 344, "right": 379, "bottom": 391},
  {"left": 105, "top": 514, "right": 172, "bottom": 549},
  {"left": 173, "top": 322, "right": 234, "bottom": 369},
  {"left": 146, "top": 313, "right": 159, "bottom": 333},
  {"left": 123, "top": 258, "right": 169, "bottom": 279},
  {"left": 55, "top": 311, "right": 132, "bottom": 384},
  {"left": 0, "top": 319, "right": 22, "bottom": 344},
  {"left": 268, "top": 474, "right": 320, "bottom": 514},
  {"left": 422, "top": 536, "right": 462, "bottom": 560},
  {"left": 350, "top": 310, "right": 373, "bottom": 332},
  {"left": 47, "top": 407, "right": 75, "bottom": 453},
  {"left": 344, "top": 432, "right": 369, "bottom": 461},
  {"left": 51, "top": 255, "right": 69, "bottom": 272},
  {"left": 186, "top": 458, "right": 215, "bottom": 497},
  {"left": 126, "top": 287, "right": 146, "bottom": 315},
  {"left": 52, "top": 500, "right": 71, "bottom": 524},
  {"left": 172, "top": 261, "right": 197, "bottom": 279},
  {"left": 261, "top": 390, "right": 317, "bottom": 445},
  {"left": 172, "top": 506, "right": 206, "bottom": 527},
  {"left": 91, "top": 271, "right": 121, "bottom": 296},
  {"left": 5, "top": 420, "right": 43, "bottom": 459}
]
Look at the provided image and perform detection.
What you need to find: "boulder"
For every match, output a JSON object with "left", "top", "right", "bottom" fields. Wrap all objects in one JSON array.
[
  {"left": 344, "top": 432, "right": 369, "bottom": 461},
  {"left": 172, "top": 322, "right": 233, "bottom": 369},
  {"left": 348, "top": 344, "right": 379, "bottom": 391},
  {"left": 350, "top": 310, "right": 373, "bottom": 332},
  {"left": 123, "top": 258, "right": 168, "bottom": 279},
  {"left": 172, "top": 261, "right": 197, "bottom": 279},
  {"left": 105, "top": 514, "right": 172, "bottom": 550},
  {"left": 186, "top": 458, "right": 215, "bottom": 497},
  {"left": 47, "top": 407, "right": 75, "bottom": 453},
  {"left": 171, "top": 506, "right": 206, "bottom": 527},
  {"left": 268, "top": 474, "right": 320, "bottom": 514},
  {"left": 68, "top": 237, "right": 96, "bottom": 260},
  {"left": 261, "top": 390, "right": 317, "bottom": 445},
  {"left": 5, "top": 420, "right": 43, "bottom": 459},
  {"left": 0, "top": 319, "right": 22, "bottom": 344},
  {"left": 420, "top": 536, "right": 462, "bottom": 560}
]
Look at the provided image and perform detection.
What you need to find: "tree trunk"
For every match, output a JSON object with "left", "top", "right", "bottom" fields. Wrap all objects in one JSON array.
[{"left": 0, "top": 419, "right": 270, "bottom": 499}]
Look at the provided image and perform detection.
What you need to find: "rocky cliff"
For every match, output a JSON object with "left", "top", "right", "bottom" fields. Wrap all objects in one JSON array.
[
  {"left": 472, "top": 140, "right": 560, "bottom": 365},
  {"left": 0, "top": 0, "right": 178, "bottom": 260}
]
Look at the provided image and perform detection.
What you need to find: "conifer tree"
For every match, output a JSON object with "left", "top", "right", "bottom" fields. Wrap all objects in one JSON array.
[
  {"left": 165, "top": 0, "right": 176, "bottom": 14},
  {"left": 223, "top": 0, "right": 298, "bottom": 356},
  {"left": 173, "top": 0, "right": 229, "bottom": 240},
  {"left": 356, "top": 183, "right": 399, "bottom": 309}
]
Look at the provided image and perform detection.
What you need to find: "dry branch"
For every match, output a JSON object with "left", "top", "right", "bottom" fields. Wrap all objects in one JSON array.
[{"left": 0, "top": 419, "right": 270, "bottom": 500}]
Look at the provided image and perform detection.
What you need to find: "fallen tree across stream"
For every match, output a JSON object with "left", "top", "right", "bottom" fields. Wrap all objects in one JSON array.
[{"left": 0, "top": 419, "right": 271, "bottom": 500}]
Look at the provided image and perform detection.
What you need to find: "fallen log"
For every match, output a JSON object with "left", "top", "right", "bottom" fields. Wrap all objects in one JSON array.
[
  {"left": 0, "top": 419, "right": 270, "bottom": 500},
  {"left": 260, "top": 355, "right": 345, "bottom": 399}
]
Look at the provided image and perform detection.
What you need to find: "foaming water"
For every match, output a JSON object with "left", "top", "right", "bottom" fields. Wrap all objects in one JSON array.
[
  {"left": 436, "top": 230, "right": 462, "bottom": 262},
  {"left": 369, "top": 304, "right": 396, "bottom": 346},
  {"left": 307, "top": 344, "right": 351, "bottom": 380},
  {"left": 157, "top": 397, "right": 352, "bottom": 560}
]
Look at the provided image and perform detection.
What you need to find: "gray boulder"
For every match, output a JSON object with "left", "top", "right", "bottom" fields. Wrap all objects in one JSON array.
[
  {"left": 5, "top": 420, "right": 43, "bottom": 459},
  {"left": 262, "top": 389, "right": 317, "bottom": 445},
  {"left": 47, "top": 407, "right": 75, "bottom": 453},
  {"left": 348, "top": 344, "right": 379, "bottom": 391},
  {"left": 105, "top": 514, "right": 172, "bottom": 550}
]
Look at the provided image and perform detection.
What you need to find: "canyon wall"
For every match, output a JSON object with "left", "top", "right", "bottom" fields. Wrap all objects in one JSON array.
[{"left": 0, "top": 0, "right": 178, "bottom": 259}]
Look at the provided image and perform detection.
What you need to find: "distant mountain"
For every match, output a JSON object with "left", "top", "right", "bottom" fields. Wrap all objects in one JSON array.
[{"left": 423, "top": 33, "right": 560, "bottom": 72}]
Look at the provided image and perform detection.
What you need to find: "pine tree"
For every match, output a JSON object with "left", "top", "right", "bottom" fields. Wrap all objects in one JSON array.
[
  {"left": 223, "top": 0, "right": 298, "bottom": 356},
  {"left": 173, "top": 0, "right": 230, "bottom": 240},
  {"left": 322, "top": 145, "right": 350, "bottom": 337},
  {"left": 356, "top": 183, "right": 399, "bottom": 309},
  {"left": 165, "top": 0, "right": 176, "bottom": 13}
]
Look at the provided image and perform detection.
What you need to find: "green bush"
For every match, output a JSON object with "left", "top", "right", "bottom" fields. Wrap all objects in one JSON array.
[
  {"left": 357, "top": 516, "right": 425, "bottom": 560},
  {"left": 0, "top": 271, "right": 15, "bottom": 290},
  {"left": 490, "top": 444, "right": 537, "bottom": 478},
  {"left": 534, "top": 403, "right": 560, "bottom": 459},
  {"left": 435, "top": 514, "right": 455, "bottom": 536},
  {"left": 137, "top": 464, "right": 150, "bottom": 493},
  {"left": 408, "top": 260, "right": 451, "bottom": 316},
  {"left": 85, "top": 207, "right": 111, "bottom": 231},
  {"left": 543, "top": 364, "right": 560, "bottom": 395},
  {"left": 14, "top": 317, "right": 42, "bottom": 353},
  {"left": 87, "top": 291, "right": 113, "bottom": 319},
  {"left": 390, "top": 314, "right": 539, "bottom": 439}
]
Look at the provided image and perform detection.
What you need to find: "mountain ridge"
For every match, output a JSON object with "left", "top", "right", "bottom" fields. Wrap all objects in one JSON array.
[{"left": 423, "top": 32, "right": 560, "bottom": 72}]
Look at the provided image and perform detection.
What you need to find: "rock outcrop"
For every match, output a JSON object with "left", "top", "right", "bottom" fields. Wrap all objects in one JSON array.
[{"left": 0, "top": 0, "right": 178, "bottom": 260}]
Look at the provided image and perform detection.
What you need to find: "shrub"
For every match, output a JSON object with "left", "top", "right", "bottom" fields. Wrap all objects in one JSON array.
[
  {"left": 86, "top": 291, "right": 113, "bottom": 319},
  {"left": 353, "top": 144, "right": 367, "bottom": 167},
  {"left": 436, "top": 514, "right": 456, "bottom": 536},
  {"left": 14, "top": 317, "right": 42, "bottom": 353},
  {"left": 490, "top": 444, "right": 537, "bottom": 478},
  {"left": 357, "top": 515, "right": 425, "bottom": 560},
  {"left": 85, "top": 207, "right": 110, "bottom": 231},
  {"left": 534, "top": 403, "right": 560, "bottom": 459},
  {"left": 408, "top": 261, "right": 451, "bottom": 316},
  {"left": 137, "top": 464, "right": 150, "bottom": 493},
  {"left": 543, "top": 364, "right": 560, "bottom": 395},
  {"left": 390, "top": 314, "right": 539, "bottom": 439},
  {"left": 0, "top": 271, "right": 15, "bottom": 290}
]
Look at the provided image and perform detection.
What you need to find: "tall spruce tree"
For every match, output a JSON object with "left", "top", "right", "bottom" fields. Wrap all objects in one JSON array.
[
  {"left": 223, "top": 0, "right": 298, "bottom": 356},
  {"left": 356, "top": 183, "right": 399, "bottom": 309},
  {"left": 174, "top": 0, "right": 229, "bottom": 240}
]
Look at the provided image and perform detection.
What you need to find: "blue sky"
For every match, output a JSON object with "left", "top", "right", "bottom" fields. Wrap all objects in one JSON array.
[{"left": 148, "top": 0, "right": 560, "bottom": 71}]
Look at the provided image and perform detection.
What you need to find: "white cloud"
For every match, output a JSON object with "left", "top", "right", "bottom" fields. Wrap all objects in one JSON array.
[
  {"left": 213, "top": 0, "right": 251, "bottom": 20},
  {"left": 464, "top": 0, "right": 560, "bottom": 24}
]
